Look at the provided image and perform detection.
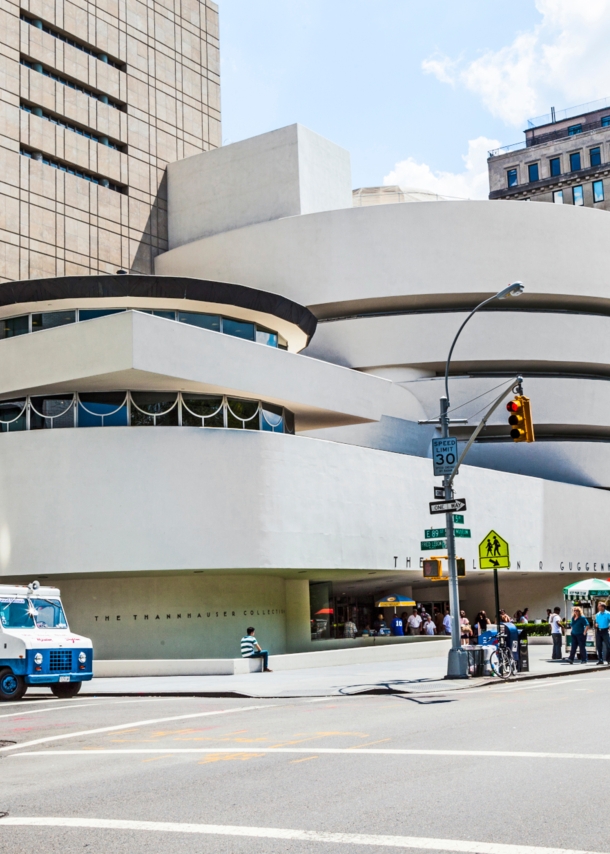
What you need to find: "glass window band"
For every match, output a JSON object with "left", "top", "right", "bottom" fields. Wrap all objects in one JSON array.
[
  {"left": 0, "top": 308, "right": 286, "bottom": 348},
  {"left": 0, "top": 392, "right": 294, "bottom": 434}
]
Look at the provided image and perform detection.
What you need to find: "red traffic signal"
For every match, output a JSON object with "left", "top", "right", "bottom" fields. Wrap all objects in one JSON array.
[{"left": 506, "top": 395, "right": 535, "bottom": 443}]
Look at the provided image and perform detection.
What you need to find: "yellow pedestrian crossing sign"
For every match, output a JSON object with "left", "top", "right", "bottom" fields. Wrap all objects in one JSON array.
[{"left": 479, "top": 530, "right": 510, "bottom": 569}]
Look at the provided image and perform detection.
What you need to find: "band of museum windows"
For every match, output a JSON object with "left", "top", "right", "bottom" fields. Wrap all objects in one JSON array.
[
  {"left": 0, "top": 308, "right": 287, "bottom": 349},
  {"left": 0, "top": 392, "right": 294, "bottom": 434}
]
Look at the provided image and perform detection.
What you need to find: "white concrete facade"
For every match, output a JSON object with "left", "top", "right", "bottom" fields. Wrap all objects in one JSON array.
[
  {"left": 167, "top": 124, "right": 352, "bottom": 249},
  {"left": 2, "top": 122, "right": 609, "bottom": 662}
]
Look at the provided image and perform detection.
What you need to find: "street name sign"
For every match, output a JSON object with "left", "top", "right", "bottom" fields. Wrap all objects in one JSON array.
[
  {"left": 454, "top": 528, "right": 471, "bottom": 538},
  {"left": 429, "top": 498, "right": 467, "bottom": 515},
  {"left": 421, "top": 539, "right": 447, "bottom": 550},
  {"left": 432, "top": 437, "right": 458, "bottom": 476},
  {"left": 479, "top": 529, "right": 510, "bottom": 569},
  {"left": 425, "top": 528, "right": 446, "bottom": 539},
  {"left": 453, "top": 514, "right": 464, "bottom": 523}
]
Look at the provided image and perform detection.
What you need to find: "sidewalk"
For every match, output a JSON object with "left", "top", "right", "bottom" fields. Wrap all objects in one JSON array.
[{"left": 29, "top": 645, "right": 609, "bottom": 699}]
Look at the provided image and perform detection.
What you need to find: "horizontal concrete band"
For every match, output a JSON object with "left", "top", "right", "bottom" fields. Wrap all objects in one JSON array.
[{"left": 93, "top": 638, "right": 449, "bottom": 677}]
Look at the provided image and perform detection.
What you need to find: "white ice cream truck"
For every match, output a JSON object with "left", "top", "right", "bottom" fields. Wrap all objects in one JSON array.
[{"left": 0, "top": 581, "right": 93, "bottom": 701}]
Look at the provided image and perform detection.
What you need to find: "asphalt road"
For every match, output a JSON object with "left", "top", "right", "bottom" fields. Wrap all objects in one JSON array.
[{"left": 2, "top": 672, "right": 610, "bottom": 853}]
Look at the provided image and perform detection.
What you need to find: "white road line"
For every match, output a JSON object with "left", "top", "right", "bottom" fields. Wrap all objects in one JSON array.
[
  {"left": 0, "top": 816, "right": 603, "bottom": 853},
  {"left": 0, "top": 696, "right": 185, "bottom": 720},
  {"left": 11, "top": 747, "right": 610, "bottom": 760},
  {"left": 0, "top": 704, "right": 275, "bottom": 754}
]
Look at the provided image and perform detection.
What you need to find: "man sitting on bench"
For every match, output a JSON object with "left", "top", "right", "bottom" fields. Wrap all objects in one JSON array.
[{"left": 240, "top": 626, "right": 272, "bottom": 672}]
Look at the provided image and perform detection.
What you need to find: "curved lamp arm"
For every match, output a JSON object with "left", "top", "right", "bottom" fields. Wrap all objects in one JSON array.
[{"left": 444, "top": 282, "right": 524, "bottom": 405}]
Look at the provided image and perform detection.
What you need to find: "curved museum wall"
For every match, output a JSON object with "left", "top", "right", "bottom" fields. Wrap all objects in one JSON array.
[{"left": 155, "top": 200, "right": 610, "bottom": 487}]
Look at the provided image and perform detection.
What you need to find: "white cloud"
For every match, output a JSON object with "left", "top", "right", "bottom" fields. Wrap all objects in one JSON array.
[
  {"left": 383, "top": 137, "right": 500, "bottom": 200},
  {"left": 420, "top": 54, "right": 456, "bottom": 86},
  {"left": 422, "top": 0, "right": 610, "bottom": 127}
]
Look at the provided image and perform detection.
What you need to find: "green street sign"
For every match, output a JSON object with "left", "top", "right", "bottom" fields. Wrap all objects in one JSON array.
[
  {"left": 453, "top": 514, "right": 464, "bottom": 524},
  {"left": 425, "top": 528, "right": 446, "bottom": 539},
  {"left": 421, "top": 539, "right": 447, "bottom": 550},
  {"left": 454, "top": 528, "right": 471, "bottom": 538}
]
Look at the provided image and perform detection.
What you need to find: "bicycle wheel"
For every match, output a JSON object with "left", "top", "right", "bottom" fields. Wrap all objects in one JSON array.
[{"left": 490, "top": 647, "right": 515, "bottom": 679}]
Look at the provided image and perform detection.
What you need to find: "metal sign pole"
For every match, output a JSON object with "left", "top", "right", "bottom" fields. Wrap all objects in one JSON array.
[
  {"left": 440, "top": 397, "right": 468, "bottom": 678},
  {"left": 494, "top": 567, "right": 501, "bottom": 631}
]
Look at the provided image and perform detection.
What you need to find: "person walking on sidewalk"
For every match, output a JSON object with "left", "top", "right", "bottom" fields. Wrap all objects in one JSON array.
[
  {"left": 594, "top": 601, "right": 610, "bottom": 665},
  {"left": 240, "top": 627, "right": 272, "bottom": 671},
  {"left": 567, "top": 607, "right": 589, "bottom": 664},
  {"left": 549, "top": 606, "right": 563, "bottom": 660},
  {"left": 442, "top": 609, "right": 452, "bottom": 636}
]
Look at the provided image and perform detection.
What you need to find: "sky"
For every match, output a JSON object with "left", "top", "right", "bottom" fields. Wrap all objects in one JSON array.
[{"left": 217, "top": 1, "right": 610, "bottom": 199}]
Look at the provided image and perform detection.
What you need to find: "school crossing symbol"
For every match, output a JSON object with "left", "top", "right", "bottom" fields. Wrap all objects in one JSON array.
[{"left": 478, "top": 530, "right": 510, "bottom": 569}]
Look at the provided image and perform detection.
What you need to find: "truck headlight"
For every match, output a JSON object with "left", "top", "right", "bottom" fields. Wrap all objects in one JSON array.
[
  {"left": 78, "top": 652, "right": 87, "bottom": 664},
  {"left": 34, "top": 653, "right": 43, "bottom": 665}
]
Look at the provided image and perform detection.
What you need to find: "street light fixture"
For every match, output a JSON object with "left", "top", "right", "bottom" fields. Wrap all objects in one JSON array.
[{"left": 441, "top": 282, "right": 524, "bottom": 679}]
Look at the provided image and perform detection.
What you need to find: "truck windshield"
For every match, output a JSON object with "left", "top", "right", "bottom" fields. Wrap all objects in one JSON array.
[{"left": 0, "top": 597, "right": 68, "bottom": 629}]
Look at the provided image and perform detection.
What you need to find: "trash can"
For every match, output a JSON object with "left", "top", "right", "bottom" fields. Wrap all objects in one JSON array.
[{"left": 465, "top": 645, "right": 485, "bottom": 677}]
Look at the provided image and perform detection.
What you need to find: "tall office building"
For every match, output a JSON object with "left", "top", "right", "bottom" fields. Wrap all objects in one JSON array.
[
  {"left": 0, "top": 0, "right": 220, "bottom": 283},
  {"left": 488, "top": 98, "right": 610, "bottom": 209}
]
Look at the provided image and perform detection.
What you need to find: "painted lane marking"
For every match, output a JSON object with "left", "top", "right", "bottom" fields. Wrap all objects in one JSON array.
[
  {"left": 0, "top": 696, "right": 215, "bottom": 719},
  {"left": 11, "top": 746, "right": 610, "bottom": 760},
  {"left": 0, "top": 701, "right": 131, "bottom": 720},
  {"left": 0, "top": 816, "right": 603, "bottom": 853},
  {"left": 0, "top": 704, "right": 275, "bottom": 754}
]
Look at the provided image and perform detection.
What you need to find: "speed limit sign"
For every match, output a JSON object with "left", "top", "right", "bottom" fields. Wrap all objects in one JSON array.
[{"left": 432, "top": 437, "right": 458, "bottom": 476}]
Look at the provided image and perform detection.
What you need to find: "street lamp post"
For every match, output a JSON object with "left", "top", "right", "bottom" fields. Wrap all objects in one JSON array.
[{"left": 443, "top": 282, "right": 524, "bottom": 679}]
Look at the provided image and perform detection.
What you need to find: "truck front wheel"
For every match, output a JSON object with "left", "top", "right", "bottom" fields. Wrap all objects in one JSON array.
[
  {"left": 0, "top": 668, "right": 26, "bottom": 701},
  {"left": 51, "top": 681, "right": 82, "bottom": 699}
]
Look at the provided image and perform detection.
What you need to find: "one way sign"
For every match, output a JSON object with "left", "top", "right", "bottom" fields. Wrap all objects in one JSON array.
[{"left": 429, "top": 498, "right": 467, "bottom": 515}]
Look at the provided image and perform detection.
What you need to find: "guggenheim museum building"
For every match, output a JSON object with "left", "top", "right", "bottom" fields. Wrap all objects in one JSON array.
[{"left": 2, "top": 120, "right": 610, "bottom": 661}]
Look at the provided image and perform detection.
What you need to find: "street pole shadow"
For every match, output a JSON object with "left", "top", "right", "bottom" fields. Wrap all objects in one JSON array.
[{"left": 338, "top": 678, "right": 456, "bottom": 701}]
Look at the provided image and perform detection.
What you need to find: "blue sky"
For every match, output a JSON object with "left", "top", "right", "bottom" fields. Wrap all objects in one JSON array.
[{"left": 218, "top": 1, "right": 610, "bottom": 197}]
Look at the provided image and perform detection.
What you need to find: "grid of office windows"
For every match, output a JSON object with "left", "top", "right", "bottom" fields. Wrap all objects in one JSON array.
[
  {"left": 553, "top": 190, "right": 564, "bottom": 204},
  {"left": 593, "top": 180, "right": 605, "bottom": 203},
  {"left": 590, "top": 147, "right": 602, "bottom": 168},
  {"left": 550, "top": 157, "right": 561, "bottom": 177},
  {"left": 20, "top": 149, "right": 123, "bottom": 192},
  {"left": 20, "top": 104, "right": 123, "bottom": 150},
  {"left": 0, "top": 392, "right": 295, "bottom": 434},
  {"left": 573, "top": 185, "right": 584, "bottom": 206},
  {"left": 506, "top": 169, "right": 518, "bottom": 188},
  {"left": 20, "top": 58, "right": 124, "bottom": 110},
  {"left": 0, "top": 308, "right": 286, "bottom": 348},
  {"left": 569, "top": 152, "right": 581, "bottom": 172},
  {"left": 20, "top": 13, "right": 124, "bottom": 69},
  {"left": 528, "top": 163, "right": 539, "bottom": 182}
]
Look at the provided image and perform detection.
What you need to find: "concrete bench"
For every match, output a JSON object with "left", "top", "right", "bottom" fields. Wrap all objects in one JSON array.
[{"left": 94, "top": 657, "right": 264, "bottom": 678}]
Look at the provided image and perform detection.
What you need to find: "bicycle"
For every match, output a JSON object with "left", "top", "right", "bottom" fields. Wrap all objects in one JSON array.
[{"left": 489, "top": 641, "right": 517, "bottom": 679}]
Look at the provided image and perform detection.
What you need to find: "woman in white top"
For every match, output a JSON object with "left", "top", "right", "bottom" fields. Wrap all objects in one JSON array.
[{"left": 549, "top": 606, "right": 563, "bottom": 660}]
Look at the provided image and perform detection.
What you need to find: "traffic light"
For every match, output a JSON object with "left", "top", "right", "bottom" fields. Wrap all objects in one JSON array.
[
  {"left": 422, "top": 559, "right": 442, "bottom": 579},
  {"left": 506, "top": 395, "right": 535, "bottom": 443},
  {"left": 457, "top": 558, "right": 466, "bottom": 577}
]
